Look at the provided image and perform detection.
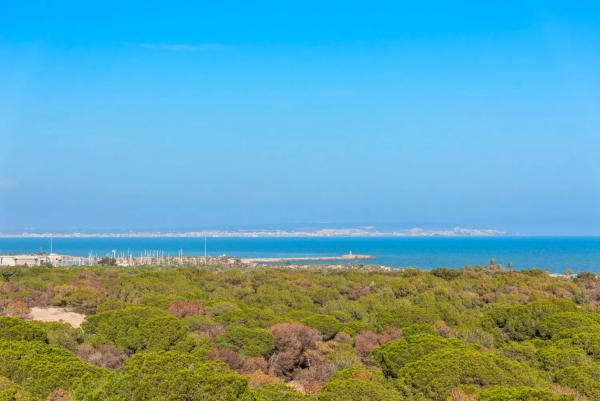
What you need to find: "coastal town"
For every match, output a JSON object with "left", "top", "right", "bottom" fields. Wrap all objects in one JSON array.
[{"left": 0, "top": 251, "right": 375, "bottom": 268}]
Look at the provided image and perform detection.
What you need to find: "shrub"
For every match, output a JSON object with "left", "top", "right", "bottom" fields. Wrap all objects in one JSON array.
[
  {"left": 269, "top": 323, "right": 320, "bottom": 379},
  {"left": 76, "top": 343, "right": 127, "bottom": 369},
  {"left": 50, "top": 285, "right": 100, "bottom": 314},
  {"left": 31, "top": 321, "right": 82, "bottom": 352},
  {"left": 485, "top": 300, "right": 578, "bottom": 341},
  {"left": 555, "top": 363, "right": 600, "bottom": 400},
  {"left": 401, "top": 323, "right": 436, "bottom": 337},
  {"left": 301, "top": 315, "right": 341, "bottom": 340},
  {"left": 0, "top": 340, "right": 104, "bottom": 398},
  {"left": 167, "top": 300, "right": 205, "bottom": 318},
  {"left": 397, "top": 347, "right": 544, "bottom": 401},
  {"left": 218, "top": 307, "right": 280, "bottom": 328},
  {"left": 81, "top": 306, "right": 187, "bottom": 353},
  {"left": 537, "top": 312, "right": 600, "bottom": 339},
  {"left": 477, "top": 386, "right": 577, "bottom": 401},
  {"left": 536, "top": 345, "right": 591, "bottom": 372},
  {"left": 377, "top": 326, "right": 403, "bottom": 344},
  {"left": 310, "top": 288, "right": 341, "bottom": 306},
  {"left": 373, "top": 334, "right": 468, "bottom": 377},
  {"left": 209, "top": 347, "right": 246, "bottom": 372},
  {"left": 371, "top": 306, "right": 438, "bottom": 332},
  {"left": 184, "top": 315, "right": 225, "bottom": 339},
  {"left": 431, "top": 268, "right": 462, "bottom": 281},
  {"left": 5, "top": 299, "right": 30, "bottom": 318},
  {"left": 84, "top": 351, "right": 250, "bottom": 401},
  {"left": 216, "top": 325, "right": 275, "bottom": 357},
  {"left": 0, "top": 376, "right": 37, "bottom": 401},
  {"left": 0, "top": 317, "right": 47, "bottom": 342},
  {"left": 499, "top": 341, "right": 537, "bottom": 363},
  {"left": 354, "top": 330, "right": 379, "bottom": 359},
  {"left": 327, "top": 344, "right": 363, "bottom": 370},
  {"left": 339, "top": 321, "right": 370, "bottom": 337},
  {"left": 46, "top": 388, "right": 73, "bottom": 401},
  {"left": 172, "top": 333, "right": 213, "bottom": 359},
  {"left": 316, "top": 368, "right": 402, "bottom": 401},
  {"left": 251, "top": 383, "right": 309, "bottom": 401},
  {"left": 570, "top": 331, "right": 600, "bottom": 359}
]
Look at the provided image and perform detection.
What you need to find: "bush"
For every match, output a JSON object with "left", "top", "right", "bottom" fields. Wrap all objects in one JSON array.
[
  {"left": 83, "top": 351, "right": 250, "bottom": 401},
  {"left": 371, "top": 306, "right": 438, "bottom": 332},
  {"left": 401, "top": 323, "right": 436, "bottom": 337},
  {"left": 0, "top": 317, "right": 47, "bottom": 342},
  {"left": 216, "top": 326, "right": 275, "bottom": 357},
  {"left": 373, "top": 334, "right": 468, "bottom": 377},
  {"left": 327, "top": 344, "right": 363, "bottom": 370},
  {"left": 251, "top": 383, "right": 309, "bottom": 401},
  {"left": 0, "top": 376, "right": 37, "bottom": 401},
  {"left": 537, "top": 312, "right": 600, "bottom": 339},
  {"left": 316, "top": 368, "right": 402, "bottom": 401},
  {"left": 217, "top": 307, "right": 279, "bottom": 329},
  {"left": 355, "top": 330, "right": 379, "bottom": 358},
  {"left": 81, "top": 306, "right": 187, "bottom": 353},
  {"left": 167, "top": 300, "right": 205, "bottom": 318},
  {"left": 172, "top": 333, "right": 213, "bottom": 359},
  {"left": 4, "top": 299, "right": 30, "bottom": 318},
  {"left": 396, "top": 347, "right": 544, "bottom": 401},
  {"left": 269, "top": 323, "right": 320, "bottom": 379},
  {"left": 184, "top": 315, "right": 225, "bottom": 339},
  {"left": 477, "top": 386, "right": 577, "bottom": 401},
  {"left": 555, "top": 363, "right": 600, "bottom": 400},
  {"left": 536, "top": 345, "right": 591, "bottom": 371},
  {"left": 50, "top": 285, "right": 100, "bottom": 314},
  {"left": 76, "top": 343, "right": 127, "bottom": 369},
  {"left": 431, "top": 268, "right": 462, "bottom": 281},
  {"left": 570, "top": 331, "right": 600, "bottom": 359},
  {"left": 0, "top": 340, "right": 104, "bottom": 398},
  {"left": 31, "top": 321, "right": 82, "bottom": 352},
  {"left": 499, "top": 341, "right": 537, "bottom": 363},
  {"left": 485, "top": 300, "right": 578, "bottom": 341},
  {"left": 301, "top": 315, "right": 341, "bottom": 340}
]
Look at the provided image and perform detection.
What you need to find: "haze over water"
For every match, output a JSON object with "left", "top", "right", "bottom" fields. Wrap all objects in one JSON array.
[{"left": 1, "top": 236, "right": 599, "bottom": 273}]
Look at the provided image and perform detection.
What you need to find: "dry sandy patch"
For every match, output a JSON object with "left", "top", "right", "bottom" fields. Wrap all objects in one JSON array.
[{"left": 29, "top": 307, "right": 86, "bottom": 328}]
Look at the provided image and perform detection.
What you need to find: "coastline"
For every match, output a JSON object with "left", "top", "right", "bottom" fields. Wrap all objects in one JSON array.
[{"left": 0, "top": 227, "right": 505, "bottom": 238}]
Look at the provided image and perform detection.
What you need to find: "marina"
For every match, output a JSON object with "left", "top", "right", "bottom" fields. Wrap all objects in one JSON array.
[{"left": 0, "top": 251, "right": 374, "bottom": 267}]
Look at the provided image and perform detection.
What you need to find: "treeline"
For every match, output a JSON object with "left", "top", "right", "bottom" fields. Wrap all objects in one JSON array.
[{"left": 1, "top": 265, "right": 600, "bottom": 400}]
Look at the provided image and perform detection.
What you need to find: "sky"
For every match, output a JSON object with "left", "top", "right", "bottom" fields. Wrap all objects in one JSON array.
[{"left": 0, "top": 1, "right": 599, "bottom": 235}]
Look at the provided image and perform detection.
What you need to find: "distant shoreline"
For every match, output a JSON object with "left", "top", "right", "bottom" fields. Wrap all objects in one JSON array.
[{"left": 0, "top": 227, "right": 505, "bottom": 238}]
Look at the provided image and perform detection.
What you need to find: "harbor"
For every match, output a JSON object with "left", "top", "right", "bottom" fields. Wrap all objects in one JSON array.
[{"left": 0, "top": 251, "right": 374, "bottom": 267}]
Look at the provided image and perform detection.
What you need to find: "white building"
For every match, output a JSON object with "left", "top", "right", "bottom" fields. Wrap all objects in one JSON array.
[{"left": 0, "top": 254, "right": 55, "bottom": 266}]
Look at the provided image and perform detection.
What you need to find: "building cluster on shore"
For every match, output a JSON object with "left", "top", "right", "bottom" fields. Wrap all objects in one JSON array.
[
  {"left": 0, "top": 252, "right": 377, "bottom": 269},
  {"left": 0, "top": 253, "right": 65, "bottom": 267},
  {"left": 0, "top": 253, "right": 236, "bottom": 267}
]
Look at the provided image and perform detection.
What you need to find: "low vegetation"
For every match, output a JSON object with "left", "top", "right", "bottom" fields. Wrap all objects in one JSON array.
[{"left": 1, "top": 264, "right": 600, "bottom": 400}]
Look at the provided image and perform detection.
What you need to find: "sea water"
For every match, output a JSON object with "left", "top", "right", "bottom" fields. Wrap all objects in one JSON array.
[{"left": 1, "top": 236, "right": 599, "bottom": 273}]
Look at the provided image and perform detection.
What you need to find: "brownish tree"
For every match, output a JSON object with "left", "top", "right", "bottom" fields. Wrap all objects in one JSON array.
[
  {"left": 46, "top": 389, "right": 72, "bottom": 401},
  {"left": 354, "top": 330, "right": 379, "bottom": 359},
  {"left": 269, "top": 323, "right": 320, "bottom": 379},
  {"left": 167, "top": 300, "right": 205, "bottom": 318},
  {"left": 76, "top": 343, "right": 127, "bottom": 369}
]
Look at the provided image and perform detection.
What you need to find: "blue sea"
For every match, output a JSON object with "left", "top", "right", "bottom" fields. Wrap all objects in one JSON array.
[{"left": 0, "top": 237, "right": 599, "bottom": 273}]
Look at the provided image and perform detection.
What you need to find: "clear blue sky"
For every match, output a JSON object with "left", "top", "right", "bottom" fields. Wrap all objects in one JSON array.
[{"left": 1, "top": 1, "right": 599, "bottom": 234}]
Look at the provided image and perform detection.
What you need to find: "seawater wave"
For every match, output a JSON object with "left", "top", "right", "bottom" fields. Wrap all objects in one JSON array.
[{"left": 0, "top": 236, "right": 599, "bottom": 273}]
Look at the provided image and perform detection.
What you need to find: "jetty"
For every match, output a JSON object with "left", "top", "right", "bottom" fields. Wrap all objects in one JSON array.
[{"left": 240, "top": 252, "right": 373, "bottom": 264}]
